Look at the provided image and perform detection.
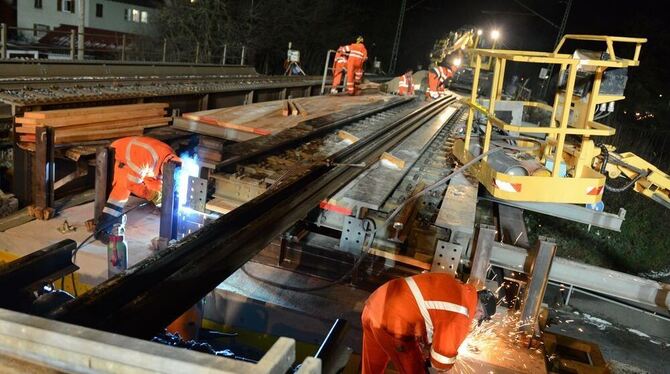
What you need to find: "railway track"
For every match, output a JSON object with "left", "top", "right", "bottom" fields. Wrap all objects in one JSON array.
[{"left": 50, "top": 95, "right": 459, "bottom": 339}]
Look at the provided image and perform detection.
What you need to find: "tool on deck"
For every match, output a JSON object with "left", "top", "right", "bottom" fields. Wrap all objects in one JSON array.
[{"left": 107, "top": 214, "right": 128, "bottom": 278}]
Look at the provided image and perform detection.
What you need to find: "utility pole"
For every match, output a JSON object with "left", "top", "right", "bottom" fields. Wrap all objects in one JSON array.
[
  {"left": 388, "top": 0, "right": 407, "bottom": 76},
  {"left": 540, "top": 0, "right": 573, "bottom": 98},
  {"left": 77, "top": 0, "right": 85, "bottom": 60}
]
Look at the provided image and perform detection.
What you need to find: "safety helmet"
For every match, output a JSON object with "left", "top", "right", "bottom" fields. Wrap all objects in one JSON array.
[
  {"left": 356, "top": 36, "right": 364, "bottom": 43},
  {"left": 477, "top": 289, "right": 497, "bottom": 324}
]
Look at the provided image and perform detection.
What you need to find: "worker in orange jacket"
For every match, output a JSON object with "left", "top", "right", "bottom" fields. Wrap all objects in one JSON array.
[
  {"left": 427, "top": 65, "right": 455, "bottom": 99},
  {"left": 361, "top": 273, "right": 497, "bottom": 373},
  {"left": 331, "top": 45, "right": 349, "bottom": 94},
  {"left": 346, "top": 36, "right": 368, "bottom": 95},
  {"left": 397, "top": 69, "right": 415, "bottom": 96},
  {"left": 96, "top": 136, "right": 180, "bottom": 243}
]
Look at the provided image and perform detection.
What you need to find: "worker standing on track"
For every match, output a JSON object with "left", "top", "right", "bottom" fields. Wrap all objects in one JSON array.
[
  {"left": 331, "top": 45, "right": 349, "bottom": 94},
  {"left": 96, "top": 136, "right": 180, "bottom": 243},
  {"left": 361, "top": 273, "right": 497, "bottom": 373},
  {"left": 426, "top": 64, "right": 455, "bottom": 100},
  {"left": 397, "top": 68, "right": 415, "bottom": 96},
  {"left": 346, "top": 36, "right": 368, "bottom": 95}
]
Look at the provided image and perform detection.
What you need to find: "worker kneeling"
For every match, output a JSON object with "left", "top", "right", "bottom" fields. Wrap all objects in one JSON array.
[
  {"left": 95, "top": 136, "right": 180, "bottom": 244},
  {"left": 361, "top": 273, "right": 497, "bottom": 373}
]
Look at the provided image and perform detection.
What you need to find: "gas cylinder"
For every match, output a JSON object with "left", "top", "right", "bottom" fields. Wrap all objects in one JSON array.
[{"left": 107, "top": 214, "right": 128, "bottom": 278}]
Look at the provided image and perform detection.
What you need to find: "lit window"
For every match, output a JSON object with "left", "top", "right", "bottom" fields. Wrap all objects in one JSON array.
[
  {"left": 58, "top": 0, "right": 75, "bottom": 13},
  {"left": 132, "top": 9, "right": 140, "bottom": 22},
  {"left": 141, "top": 11, "right": 148, "bottom": 24}
]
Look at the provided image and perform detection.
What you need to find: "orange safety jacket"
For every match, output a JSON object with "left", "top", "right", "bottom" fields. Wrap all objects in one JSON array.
[
  {"left": 103, "top": 136, "right": 178, "bottom": 218},
  {"left": 346, "top": 42, "right": 368, "bottom": 68},
  {"left": 428, "top": 66, "right": 454, "bottom": 96},
  {"left": 398, "top": 73, "right": 414, "bottom": 96},
  {"left": 332, "top": 46, "right": 349, "bottom": 90},
  {"left": 335, "top": 45, "right": 349, "bottom": 65},
  {"left": 361, "top": 273, "right": 477, "bottom": 372}
]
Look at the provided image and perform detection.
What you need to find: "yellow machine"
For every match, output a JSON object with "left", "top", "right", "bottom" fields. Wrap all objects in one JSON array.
[{"left": 453, "top": 35, "right": 670, "bottom": 208}]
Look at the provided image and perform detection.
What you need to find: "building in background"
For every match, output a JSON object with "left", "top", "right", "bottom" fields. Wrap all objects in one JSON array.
[
  {"left": 10, "top": 0, "right": 161, "bottom": 59},
  {"left": 17, "top": 0, "right": 160, "bottom": 41}
]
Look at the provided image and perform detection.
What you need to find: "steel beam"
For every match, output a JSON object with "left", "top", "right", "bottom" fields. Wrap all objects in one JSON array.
[
  {"left": 489, "top": 241, "right": 670, "bottom": 312},
  {"left": 468, "top": 225, "right": 498, "bottom": 289},
  {"left": 0, "top": 240, "right": 78, "bottom": 306},
  {"left": 34, "top": 126, "right": 55, "bottom": 212},
  {"left": 93, "top": 147, "right": 114, "bottom": 224},
  {"left": 51, "top": 97, "right": 457, "bottom": 339},
  {"left": 519, "top": 237, "right": 557, "bottom": 336},
  {"left": 0, "top": 308, "right": 300, "bottom": 374},
  {"left": 485, "top": 197, "right": 626, "bottom": 232},
  {"left": 158, "top": 160, "right": 180, "bottom": 250}
]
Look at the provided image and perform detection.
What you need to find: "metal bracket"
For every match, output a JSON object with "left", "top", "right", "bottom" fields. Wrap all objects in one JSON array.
[
  {"left": 186, "top": 176, "right": 208, "bottom": 212},
  {"left": 431, "top": 240, "right": 464, "bottom": 275},
  {"left": 338, "top": 217, "right": 368, "bottom": 254}
]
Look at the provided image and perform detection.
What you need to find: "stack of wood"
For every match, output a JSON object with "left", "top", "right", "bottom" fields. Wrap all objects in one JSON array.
[
  {"left": 15, "top": 103, "right": 170, "bottom": 145},
  {"left": 0, "top": 189, "right": 19, "bottom": 218},
  {"left": 281, "top": 99, "right": 308, "bottom": 117},
  {"left": 197, "top": 137, "right": 224, "bottom": 163}
]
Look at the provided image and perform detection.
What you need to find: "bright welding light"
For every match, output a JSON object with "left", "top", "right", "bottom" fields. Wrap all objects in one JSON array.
[
  {"left": 452, "top": 57, "right": 462, "bottom": 67},
  {"left": 491, "top": 29, "right": 500, "bottom": 40},
  {"left": 477, "top": 29, "right": 483, "bottom": 36},
  {"left": 175, "top": 152, "right": 200, "bottom": 209}
]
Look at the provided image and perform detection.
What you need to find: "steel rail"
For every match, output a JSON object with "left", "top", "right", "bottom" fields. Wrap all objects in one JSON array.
[
  {"left": 51, "top": 96, "right": 457, "bottom": 338},
  {"left": 216, "top": 96, "right": 413, "bottom": 170}
]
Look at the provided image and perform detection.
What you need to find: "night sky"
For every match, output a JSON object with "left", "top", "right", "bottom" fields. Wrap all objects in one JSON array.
[{"left": 357, "top": 0, "right": 669, "bottom": 97}]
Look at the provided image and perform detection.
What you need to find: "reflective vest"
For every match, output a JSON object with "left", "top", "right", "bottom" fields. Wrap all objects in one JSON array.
[
  {"left": 398, "top": 73, "right": 414, "bottom": 95},
  {"left": 347, "top": 42, "right": 368, "bottom": 66},
  {"left": 364, "top": 273, "right": 477, "bottom": 370},
  {"left": 111, "top": 136, "right": 177, "bottom": 185},
  {"left": 335, "top": 46, "right": 348, "bottom": 65},
  {"left": 432, "top": 66, "right": 453, "bottom": 84}
]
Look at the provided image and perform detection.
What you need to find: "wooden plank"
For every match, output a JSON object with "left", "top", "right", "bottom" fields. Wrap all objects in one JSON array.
[
  {"left": 172, "top": 118, "right": 258, "bottom": 143},
  {"left": 365, "top": 247, "right": 431, "bottom": 270},
  {"left": 54, "top": 118, "right": 169, "bottom": 135},
  {"left": 281, "top": 100, "right": 290, "bottom": 117},
  {"left": 288, "top": 99, "right": 298, "bottom": 116},
  {"left": 337, "top": 130, "right": 359, "bottom": 144},
  {"left": 380, "top": 152, "right": 405, "bottom": 170},
  {"left": 205, "top": 197, "right": 241, "bottom": 214},
  {"left": 55, "top": 128, "right": 146, "bottom": 144},
  {"left": 23, "top": 103, "right": 167, "bottom": 119},
  {"left": 15, "top": 116, "right": 169, "bottom": 134},
  {"left": 17, "top": 109, "right": 166, "bottom": 127},
  {"left": 196, "top": 146, "right": 223, "bottom": 162},
  {"left": 293, "top": 100, "right": 308, "bottom": 116}
]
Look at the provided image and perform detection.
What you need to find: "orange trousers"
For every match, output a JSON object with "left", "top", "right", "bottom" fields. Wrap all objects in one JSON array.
[
  {"left": 332, "top": 61, "right": 347, "bottom": 91},
  {"left": 346, "top": 62, "right": 364, "bottom": 95},
  {"left": 361, "top": 307, "right": 426, "bottom": 374}
]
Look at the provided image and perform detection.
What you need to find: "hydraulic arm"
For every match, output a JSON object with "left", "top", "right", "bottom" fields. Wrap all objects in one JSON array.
[{"left": 599, "top": 149, "right": 670, "bottom": 209}]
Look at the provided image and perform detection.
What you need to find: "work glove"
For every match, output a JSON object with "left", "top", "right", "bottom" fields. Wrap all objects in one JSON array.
[{"left": 149, "top": 190, "right": 163, "bottom": 207}]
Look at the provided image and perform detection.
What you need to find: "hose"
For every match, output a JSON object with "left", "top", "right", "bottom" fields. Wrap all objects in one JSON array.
[
  {"left": 64, "top": 201, "right": 150, "bottom": 296},
  {"left": 597, "top": 144, "right": 647, "bottom": 193}
]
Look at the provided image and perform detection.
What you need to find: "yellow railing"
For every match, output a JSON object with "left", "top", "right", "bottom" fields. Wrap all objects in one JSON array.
[{"left": 462, "top": 35, "right": 646, "bottom": 178}]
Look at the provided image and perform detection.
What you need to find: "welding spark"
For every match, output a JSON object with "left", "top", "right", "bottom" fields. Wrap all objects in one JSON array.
[{"left": 175, "top": 152, "right": 200, "bottom": 209}]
